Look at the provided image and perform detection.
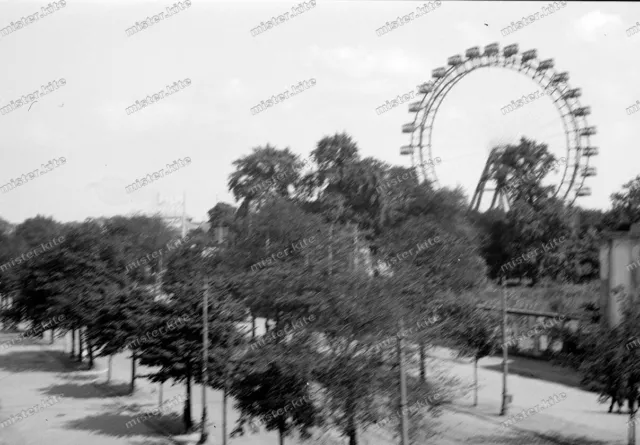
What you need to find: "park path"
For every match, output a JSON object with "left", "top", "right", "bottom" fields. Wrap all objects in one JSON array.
[
  {"left": 418, "top": 346, "right": 627, "bottom": 445},
  {"left": 1, "top": 327, "right": 628, "bottom": 445},
  {"left": 0, "top": 331, "right": 187, "bottom": 445},
  {"left": 0, "top": 324, "right": 303, "bottom": 445}
]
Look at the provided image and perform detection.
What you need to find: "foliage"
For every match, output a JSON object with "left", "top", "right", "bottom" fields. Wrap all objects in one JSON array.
[
  {"left": 228, "top": 145, "right": 304, "bottom": 215},
  {"left": 231, "top": 343, "right": 320, "bottom": 444},
  {"left": 5, "top": 130, "right": 639, "bottom": 445},
  {"left": 607, "top": 175, "right": 640, "bottom": 228},
  {"left": 440, "top": 292, "right": 501, "bottom": 361}
]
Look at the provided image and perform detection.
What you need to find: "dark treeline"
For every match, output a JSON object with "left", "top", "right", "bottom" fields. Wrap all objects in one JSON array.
[{"left": 1, "top": 133, "right": 639, "bottom": 444}]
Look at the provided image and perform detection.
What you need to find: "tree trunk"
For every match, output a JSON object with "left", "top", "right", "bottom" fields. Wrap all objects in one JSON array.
[
  {"left": 87, "top": 331, "right": 94, "bottom": 369},
  {"left": 265, "top": 319, "right": 269, "bottom": 333},
  {"left": 223, "top": 368, "right": 229, "bottom": 445},
  {"left": 629, "top": 392, "right": 636, "bottom": 445},
  {"left": 511, "top": 317, "right": 519, "bottom": 350},
  {"left": 77, "top": 328, "right": 84, "bottom": 362},
  {"left": 343, "top": 381, "right": 358, "bottom": 445},
  {"left": 71, "top": 329, "right": 76, "bottom": 358},
  {"left": 184, "top": 366, "right": 193, "bottom": 432},
  {"left": 347, "top": 413, "right": 357, "bottom": 445},
  {"left": 328, "top": 223, "right": 333, "bottom": 276},
  {"left": 396, "top": 319, "right": 409, "bottom": 445},
  {"left": 130, "top": 353, "right": 136, "bottom": 394},
  {"left": 279, "top": 423, "right": 285, "bottom": 445},
  {"left": 251, "top": 313, "right": 256, "bottom": 340},
  {"left": 107, "top": 356, "right": 112, "bottom": 383},
  {"left": 473, "top": 358, "right": 479, "bottom": 407},
  {"left": 419, "top": 341, "right": 426, "bottom": 382},
  {"left": 50, "top": 327, "right": 55, "bottom": 345}
]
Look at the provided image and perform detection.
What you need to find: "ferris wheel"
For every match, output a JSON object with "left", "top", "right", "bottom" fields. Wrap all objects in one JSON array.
[{"left": 401, "top": 42, "right": 597, "bottom": 209}]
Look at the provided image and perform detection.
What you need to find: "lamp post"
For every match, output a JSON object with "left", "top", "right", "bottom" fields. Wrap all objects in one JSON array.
[
  {"left": 199, "top": 281, "right": 209, "bottom": 444},
  {"left": 500, "top": 279, "right": 510, "bottom": 416},
  {"left": 200, "top": 223, "right": 227, "bottom": 444},
  {"left": 397, "top": 318, "right": 409, "bottom": 445}
]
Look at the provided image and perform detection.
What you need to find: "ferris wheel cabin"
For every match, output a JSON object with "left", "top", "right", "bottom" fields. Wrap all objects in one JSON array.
[
  {"left": 503, "top": 44, "right": 519, "bottom": 58},
  {"left": 583, "top": 146, "right": 599, "bottom": 156},
  {"left": 465, "top": 46, "right": 481, "bottom": 59},
  {"left": 432, "top": 67, "right": 447, "bottom": 78},
  {"left": 483, "top": 43, "right": 500, "bottom": 56},
  {"left": 537, "top": 59, "right": 554, "bottom": 71},
  {"left": 576, "top": 187, "right": 592, "bottom": 197},
  {"left": 521, "top": 49, "right": 538, "bottom": 63},
  {"left": 400, "top": 145, "right": 414, "bottom": 156},
  {"left": 573, "top": 106, "right": 591, "bottom": 117}
]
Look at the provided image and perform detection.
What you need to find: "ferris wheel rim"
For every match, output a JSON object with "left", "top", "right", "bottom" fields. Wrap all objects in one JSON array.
[{"left": 403, "top": 43, "right": 597, "bottom": 206}]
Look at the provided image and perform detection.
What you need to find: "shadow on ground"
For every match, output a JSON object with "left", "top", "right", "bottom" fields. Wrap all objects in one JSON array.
[
  {"left": 0, "top": 335, "right": 45, "bottom": 347},
  {"left": 0, "top": 350, "right": 78, "bottom": 374},
  {"left": 41, "top": 382, "right": 131, "bottom": 399},
  {"left": 64, "top": 403, "right": 185, "bottom": 439},
  {"left": 483, "top": 354, "right": 583, "bottom": 390},
  {"left": 58, "top": 370, "right": 110, "bottom": 383},
  {"left": 471, "top": 431, "right": 615, "bottom": 445},
  {"left": 128, "top": 440, "right": 175, "bottom": 445},
  {"left": 59, "top": 373, "right": 101, "bottom": 382}
]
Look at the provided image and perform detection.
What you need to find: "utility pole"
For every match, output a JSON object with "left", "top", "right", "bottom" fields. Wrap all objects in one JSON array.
[
  {"left": 397, "top": 318, "right": 410, "bottom": 445},
  {"left": 500, "top": 279, "right": 509, "bottom": 416},
  {"left": 182, "top": 191, "right": 187, "bottom": 239},
  {"left": 157, "top": 254, "right": 164, "bottom": 407},
  {"left": 630, "top": 408, "right": 636, "bottom": 445},
  {"left": 223, "top": 362, "right": 229, "bottom": 445},
  {"left": 199, "top": 281, "right": 209, "bottom": 444}
]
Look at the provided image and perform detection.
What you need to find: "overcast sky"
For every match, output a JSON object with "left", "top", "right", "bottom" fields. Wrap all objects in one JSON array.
[{"left": 0, "top": 1, "right": 637, "bottom": 224}]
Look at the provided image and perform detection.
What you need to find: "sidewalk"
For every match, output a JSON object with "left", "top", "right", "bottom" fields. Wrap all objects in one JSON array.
[
  {"left": 416, "top": 346, "right": 625, "bottom": 445},
  {"left": 1, "top": 329, "right": 624, "bottom": 445},
  {"left": 0, "top": 334, "right": 176, "bottom": 445}
]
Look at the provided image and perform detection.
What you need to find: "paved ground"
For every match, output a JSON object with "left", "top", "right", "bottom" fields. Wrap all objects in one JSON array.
[
  {"left": 417, "top": 346, "right": 627, "bottom": 445},
  {"left": 0, "top": 328, "right": 630, "bottom": 445}
]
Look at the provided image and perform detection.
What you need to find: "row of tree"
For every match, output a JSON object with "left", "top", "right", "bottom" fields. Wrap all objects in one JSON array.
[{"left": 1, "top": 132, "right": 639, "bottom": 444}]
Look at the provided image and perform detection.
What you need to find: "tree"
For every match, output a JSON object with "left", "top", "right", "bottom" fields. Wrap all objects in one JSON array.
[
  {"left": 55, "top": 221, "right": 129, "bottom": 366},
  {"left": 472, "top": 138, "right": 579, "bottom": 284},
  {"left": 0, "top": 225, "right": 23, "bottom": 321},
  {"left": 88, "top": 286, "right": 154, "bottom": 391},
  {"left": 608, "top": 175, "right": 640, "bottom": 228},
  {"left": 377, "top": 184, "right": 487, "bottom": 381},
  {"left": 14, "top": 215, "right": 62, "bottom": 250},
  {"left": 103, "top": 215, "right": 177, "bottom": 285},
  {"left": 309, "top": 271, "right": 393, "bottom": 445},
  {"left": 493, "top": 137, "right": 559, "bottom": 206},
  {"left": 231, "top": 342, "right": 320, "bottom": 445},
  {"left": 207, "top": 202, "right": 237, "bottom": 241},
  {"left": 441, "top": 293, "right": 501, "bottom": 407},
  {"left": 562, "top": 290, "right": 640, "bottom": 443},
  {"left": 137, "top": 229, "right": 246, "bottom": 432},
  {"left": 4, "top": 216, "right": 65, "bottom": 330},
  {"left": 228, "top": 145, "right": 304, "bottom": 215},
  {"left": 0, "top": 217, "right": 13, "bottom": 236}
]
